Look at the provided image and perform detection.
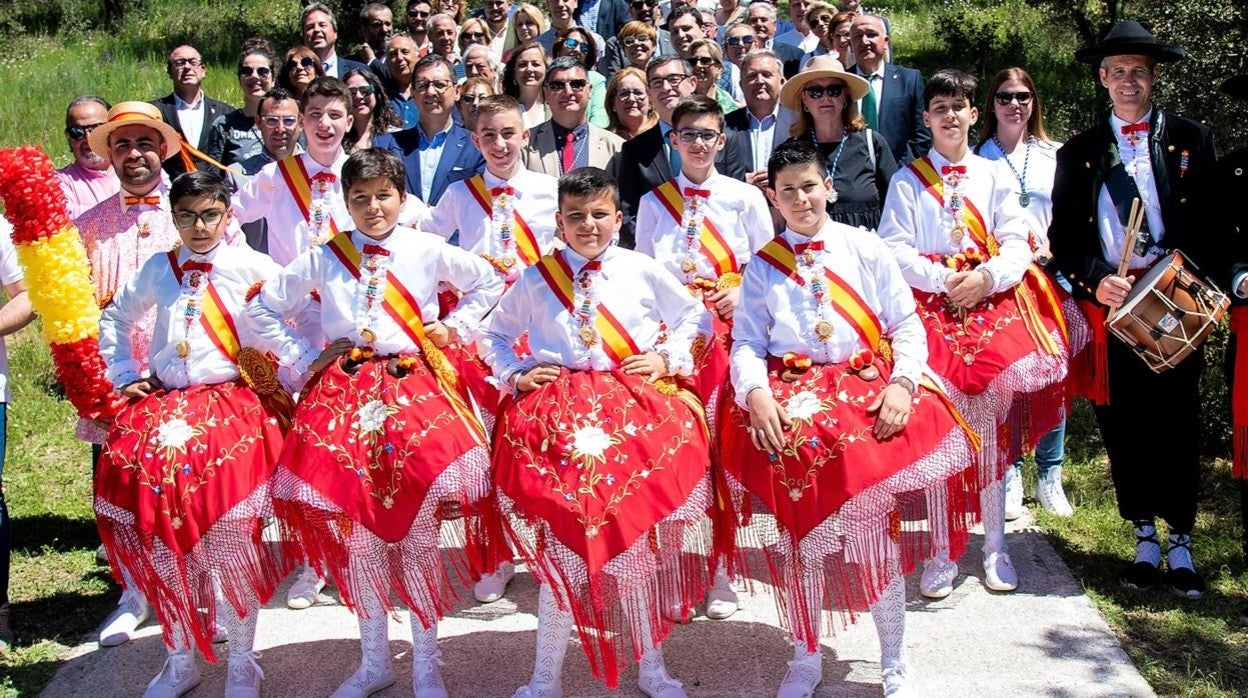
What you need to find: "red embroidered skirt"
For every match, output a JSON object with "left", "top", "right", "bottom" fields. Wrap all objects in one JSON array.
[
  {"left": 692, "top": 296, "right": 731, "bottom": 411},
  {"left": 913, "top": 273, "right": 1072, "bottom": 479},
  {"left": 716, "top": 357, "right": 980, "bottom": 650},
  {"left": 270, "top": 353, "right": 498, "bottom": 624},
  {"left": 95, "top": 379, "right": 291, "bottom": 661},
  {"left": 492, "top": 368, "right": 713, "bottom": 688}
]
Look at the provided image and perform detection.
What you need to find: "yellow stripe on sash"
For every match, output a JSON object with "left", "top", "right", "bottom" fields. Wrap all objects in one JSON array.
[
  {"left": 654, "top": 181, "right": 738, "bottom": 277},
  {"left": 200, "top": 283, "right": 241, "bottom": 362},
  {"left": 535, "top": 253, "right": 642, "bottom": 365},
  {"left": 277, "top": 156, "right": 341, "bottom": 237},
  {"left": 466, "top": 175, "right": 542, "bottom": 265}
]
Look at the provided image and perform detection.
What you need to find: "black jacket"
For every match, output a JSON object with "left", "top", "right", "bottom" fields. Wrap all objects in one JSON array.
[
  {"left": 151, "top": 92, "right": 233, "bottom": 178},
  {"left": 1049, "top": 109, "right": 1217, "bottom": 301}
]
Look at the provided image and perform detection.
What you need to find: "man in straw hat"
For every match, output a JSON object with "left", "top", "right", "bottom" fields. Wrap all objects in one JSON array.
[
  {"left": 1049, "top": 20, "right": 1217, "bottom": 599},
  {"left": 77, "top": 101, "right": 243, "bottom": 650},
  {"left": 1203, "top": 73, "right": 1248, "bottom": 621}
]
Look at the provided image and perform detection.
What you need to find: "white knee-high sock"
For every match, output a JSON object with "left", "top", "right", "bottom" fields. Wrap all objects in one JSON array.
[
  {"left": 356, "top": 589, "right": 392, "bottom": 669},
  {"left": 925, "top": 487, "right": 951, "bottom": 561},
  {"left": 980, "top": 479, "right": 1008, "bottom": 555},
  {"left": 528, "top": 583, "right": 574, "bottom": 690},
  {"left": 622, "top": 591, "right": 667, "bottom": 675},
  {"left": 869, "top": 563, "right": 906, "bottom": 671}
]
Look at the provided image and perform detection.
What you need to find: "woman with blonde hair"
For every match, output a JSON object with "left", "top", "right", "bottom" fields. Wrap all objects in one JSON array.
[
  {"left": 688, "top": 38, "right": 740, "bottom": 112},
  {"left": 503, "top": 41, "right": 548, "bottom": 127},
  {"left": 502, "top": 3, "right": 548, "bottom": 62},
  {"left": 605, "top": 66, "right": 656, "bottom": 139},
  {"left": 780, "top": 54, "right": 897, "bottom": 229},
  {"left": 458, "top": 17, "right": 494, "bottom": 55}
]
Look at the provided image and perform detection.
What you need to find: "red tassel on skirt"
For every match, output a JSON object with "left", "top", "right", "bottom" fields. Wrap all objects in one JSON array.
[
  {"left": 491, "top": 368, "right": 713, "bottom": 688},
  {"left": 95, "top": 379, "right": 292, "bottom": 661},
  {"left": 716, "top": 358, "right": 980, "bottom": 651},
  {"left": 270, "top": 353, "right": 500, "bottom": 626}
]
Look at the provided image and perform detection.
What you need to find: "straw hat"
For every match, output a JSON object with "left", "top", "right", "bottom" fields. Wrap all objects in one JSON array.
[
  {"left": 87, "top": 101, "right": 183, "bottom": 162},
  {"left": 779, "top": 55, "right": 870, "bottom": 111},
  {"left": 1074, "top": 20, "right": 1185, "bottom": 65}
]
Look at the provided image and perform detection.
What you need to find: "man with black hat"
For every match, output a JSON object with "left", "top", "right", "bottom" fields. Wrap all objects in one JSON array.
[
  {"left": 1049, "top": 20, "right": 1217, "bottom": 599},
  {"left": 1204, "top": 73, "right": 1248, "bottom": 621}
]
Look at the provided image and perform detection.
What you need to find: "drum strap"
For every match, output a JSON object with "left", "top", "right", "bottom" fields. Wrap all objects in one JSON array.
[
  {"left": 1104, "top": 143, "right": 1155, "bottom": 255},
  {"left": 1231, "top": 306, "right": 1248, "bottom": 479}
]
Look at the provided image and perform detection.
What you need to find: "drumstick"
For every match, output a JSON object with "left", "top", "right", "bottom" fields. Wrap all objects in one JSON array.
[{"left": 1116, "top": 197, "right": 1142, "bottom": 279}]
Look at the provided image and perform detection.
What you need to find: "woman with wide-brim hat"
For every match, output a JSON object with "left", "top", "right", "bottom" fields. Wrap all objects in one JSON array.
[{"left": 778, "top": 54, "right": 897, "bottom": 230}]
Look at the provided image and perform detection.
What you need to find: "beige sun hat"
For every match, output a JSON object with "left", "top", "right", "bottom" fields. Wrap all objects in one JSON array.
[
  {"left": 87, "top": 101, "right": 183, "bottom": 161},
  {"left": 779, "top": 55, "right": 870, "bottom": 111}
]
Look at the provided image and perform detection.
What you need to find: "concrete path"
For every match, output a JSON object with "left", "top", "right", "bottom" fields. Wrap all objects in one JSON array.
[{"left": 42, "top": 515, "right": 1154, "bottom": 697}]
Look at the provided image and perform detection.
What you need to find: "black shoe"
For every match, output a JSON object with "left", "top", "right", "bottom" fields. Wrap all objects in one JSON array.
[
  {"left": 1164, "top": 566, "right": 1206, "bottom": 599},
  {"left": 0, "top": 603, "right": 13, "bottom": 651},
  {"left": 1120, "top": 561, "right": 1162, "bottom": 590}
]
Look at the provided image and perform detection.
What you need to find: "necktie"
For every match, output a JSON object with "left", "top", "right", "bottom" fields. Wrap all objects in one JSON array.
[
  {"left": 861, "top": 74, "right": 879, "bottom": 131},
  {"left": 561, "top": 131, "right": 576, "bottom": 174},
  {"left": 124, "top": 195, "right": 161, "bottom": 206},
  {"left": 362, "top": 244, "right": 390, "bottom": 256},
  {"left": 182, "top": 260, "right": 213, "bottom": 273},
  {"left": 793, "top": 240, "right": 825, "bottom": 254},
  {"left": 941, "top": 165, "right": 967, "bottom": 175},
  {"left": 490, "top": 186, "right": 514, "bottom": 197},
  {"left": 322, "top": 61, "right": 331, "bottom": 73},
  {"left": 683, "top": 187, "right": 711, "bottom": 198},
  {"left": 666, "top": 132, "right": 682, "bottom": 175}
]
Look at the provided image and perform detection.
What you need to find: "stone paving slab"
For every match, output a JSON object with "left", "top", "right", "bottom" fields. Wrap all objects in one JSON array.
[{"left": 41, "top": 518, "right": 1155, "bottom": 697}]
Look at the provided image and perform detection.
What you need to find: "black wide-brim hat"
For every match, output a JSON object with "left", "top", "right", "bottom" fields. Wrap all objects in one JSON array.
[
  {"left": 1075, "top": 20, "right": 1186, "bottom": 64},
  {"left": 1223, "top": 75, "right": 1248, "bottom": 99}
]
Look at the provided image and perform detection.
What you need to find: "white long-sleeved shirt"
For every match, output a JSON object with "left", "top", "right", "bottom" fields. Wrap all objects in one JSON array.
[
  {"left": 635, "top": 171, "right": 773, "bottom": 284},
  {"left": 248, "top": 226, "right": 503, "bottom": 376},
  {"left": 876, "top": 149, "right": 1032, "bottom": 295},
  {"left": 100, "top": 242, "right": 290, "bottom": 390},
  {"left": 1098, "top": 110, "right": 1166, "bottom": 268},
  {"left": 231, "top": 151, "right": 352, "bottom": 265},
  {"left": 730, "top": 220, "right": 930, "bottom": 407},
  {"left": 482, "top": 245, "right": 709, "bottom": 386},
  {"left": 976, "top": 137, "right": 1059, "bottom": 248},
  {"left": 424, "top": 168, "right": 559, "bottom": 281}
]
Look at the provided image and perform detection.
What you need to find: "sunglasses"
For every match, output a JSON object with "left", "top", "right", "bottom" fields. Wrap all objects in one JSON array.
[
  {"left": 259, "top": 115, "right": 298, "bottom": 129},
  {"left": 691, "top": 56, "right": 718, "bottom": 67},
  {"left": 803, "top": 83, "right": 845, "bottom": 100},
  {"left": 65, "top": 123, "right": 104, "bottom": 141},
  {"left": 237, "top": 66, "right": 273, "bottom": 78},
  {"left": 630, "top": 0, "right": 657, "bottom": 8},
  {"left": 292, "top": 57, "right": 318, "bottom": 69},
  {"left": 459, "top": 93, "right": 489, "bottom": 104},
  {"left": 462, "top": 31, "right": 488, "bottom": 41},
  {"left": 675, "top": 128, "right": 721, "bottom": 144},
  {"left": 994, "top": 90, "right": 1034, "bottom": 105},
  {"left": 407, "top": 9, "right": 430, "bottom": 18},
  {"left": 562, "top": 38, "right": 590, "bottom": 54},
  {"left": 726, "top": 35, "right": 755, "bottom": 47},
  {"left": 348, "top": 85, "right": 376, "bottom": 97},
  {"left": 172, "top": 208, "right": 227, "bottom": 229},
  {"left": 546, "top": 78, "right": 588, "bottom": 91}
]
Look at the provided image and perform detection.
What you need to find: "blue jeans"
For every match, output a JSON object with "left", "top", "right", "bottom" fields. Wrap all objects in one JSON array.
[
  {"left": 1013, "top": 417, "right": 1066, "bottom": 476},
  {"left": 0, "top": 404, "right": 10, "bottom": 606}
]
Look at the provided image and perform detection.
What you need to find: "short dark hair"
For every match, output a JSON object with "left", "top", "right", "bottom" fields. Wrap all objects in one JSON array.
[
  {"left": 299, "top": 76, "right": 351, "bottom": 111},
  {"left": 545, "top": 56, "right": 586, "bottom": 85},
  {"left": 558, "top": 166, "right": 620, "bottom": 209},
  {"left": 170, "top": 170, "right": 231, "bottom": 207},
  {"left": 238, "top": 37, "right": 276, "bottom": 71},
  {"left": 668, "top": 5, "right": 705, "bottom": 27},
  {"left": 671, "top": 94, "right": 724, "bottom": 131},
  {"left": 342, "top": 148, "right": 407, "bottom": 194},
  {"left": 413, "top": 52, "right": 455, "bottom": 78},
  {"left": 767, "top": 139, "right": 826, "bottom": 188},
  {"left": 258, "top": 86, "right": 297, "bottom": 115},
  {"left": 645, "top": 55, "right": 693, "bottom": 81},
  {"left": 924, "top": 69, "right": 977, "bottom": 109}
]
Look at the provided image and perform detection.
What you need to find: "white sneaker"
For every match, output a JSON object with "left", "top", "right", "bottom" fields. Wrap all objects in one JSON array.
[
  {"left": 329, "top": 660, "right": 396, "bottom": 698},
  {"left": 99, "top": 589, "right": 150, "bottom": 647},
  {"left": 982, "top": 551, "right": 1018, "bottom": 592},
  {"left": 881, "top": 662, "right": 918, "bottom": 697},
  {"left": 286, "top": 567, "right": 325, "bottom": 610},
  {"left": 224, "top": 651, "right": 264, "bottom": 698},
  {"left": 1036, "top": 468, "right": 1074, "bottom": 517},
  {"left": 412, "top": 650, "right": 449, "bottom": 698},
  {"left": 142, "top": 651, "right": 201, "bottom": 698},
  {"left": 473, "top": 561, "right": 516, "bottom": 603},
  {"left": 776, "top": 651, "right": 822, "bottom": 698},
  {"left": 918, "top": 557, "right": 958, "bottom": 599},
  {"left": 513, "top": 682, "right": 563, "bottom": 697},
  {"left": 1003, "top": 466, "right": 1025, "bottom": 521},
  {"left": 213, "top": 618, "right": 229, "bottom": 643},
  {"left": 638, "top": 664, "right": 686, "bottom": 698},
  {"left": 705, "top": 583, "right": 740, "bottom": 620},
  {"left": 661, "top": 601, "right": 693, "bottom": 624}
]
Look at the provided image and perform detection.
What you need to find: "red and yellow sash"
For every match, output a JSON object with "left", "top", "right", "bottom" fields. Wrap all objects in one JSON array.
[
  {"left": 907, "top": 157, "right": 1067, "bottom": 356},
  {"left": 325, "top": 233, "right": 484, "bottom": 439},
  {"left": 653, "top": 180, "right": 739, "bottom": 278},
  {"left": 277, "top": 155, "right": 340, "bottom": 237},
  {"left": 168, "top": 252, "right": 240, "bottom": 362},
  {"left": 535, "top": 251, "right": 641, "bottom": 366},
  {"left": 466, "top": 175, "right": 542, "bottom": 266},
  {"left": 754, "top": 238, "right": 981, "bottom": 449}
]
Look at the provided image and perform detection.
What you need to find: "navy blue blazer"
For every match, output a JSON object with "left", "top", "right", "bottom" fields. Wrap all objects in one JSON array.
[
  {"left": 372, "top": 124, "right": 486, "bottom": 205},
  {"left": 329, "top": 56, "right": 369, "bottom": 80},
  {"left": 583, "top": 0, "right": 631, "bottom": 43},
  {"left": 853, "top": 62, "right": 930, "bottom": 164}
]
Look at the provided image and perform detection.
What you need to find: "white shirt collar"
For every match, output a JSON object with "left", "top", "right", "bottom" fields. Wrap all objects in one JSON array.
[
  {"left": 1110, "top": 108, "right": 1153, "bottom": 132},
  {"left": 174, "top": 91, "right": 204, "bottom": 109},
  {"left": 748, "top": 107, "right": 779, "bottom": 129},
  {"left": 675, "top": 170, "right": 721, "bottom": 190},
  {"left": 562, "top": 243, "right": 617, "bottom": 276}
]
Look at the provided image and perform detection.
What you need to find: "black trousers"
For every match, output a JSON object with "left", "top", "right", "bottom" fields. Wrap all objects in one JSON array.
[{"left": 1092, "top": 336, "right": 1203, "bottom": 533}]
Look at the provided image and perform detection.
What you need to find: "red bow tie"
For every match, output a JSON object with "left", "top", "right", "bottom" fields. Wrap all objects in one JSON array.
[
  {"left": 579, "top": 260, "right": 602, "bottom": 274},
  {"left": 793, "top": 240, "right": 825, "bottom": 254},
  {"left": 182, "top": 260, "right": 212, "bottom": 273},
  {"left": 124, "top": 195, "right": 161, "bottom": 206},
  {"left": 362, "top": 243, "right": 390, "bottom": 257},
  {"left": 941, "top": 165, "right": 966, "bottom": 175},
  {"left": 491, "top": 186, "right": 514, "bottom": 197},
  {"left": 1121, "top": 122, "right": 1149, "bottom": 135},
  {"left": 684, "top": 187, "right": 711, "bottom": 198},
  {"left": 310, "top": 171, "right": 337, "bottom": 184}
]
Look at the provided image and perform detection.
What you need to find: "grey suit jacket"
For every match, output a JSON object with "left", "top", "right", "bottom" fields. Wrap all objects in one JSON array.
[{"left": 522, "top": 121, "right": 624, "bottom": 177}]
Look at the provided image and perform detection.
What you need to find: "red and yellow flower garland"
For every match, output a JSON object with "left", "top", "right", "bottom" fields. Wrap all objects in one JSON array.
[{"left": 0, "top": 146, "right": 124, "bottom": 422}]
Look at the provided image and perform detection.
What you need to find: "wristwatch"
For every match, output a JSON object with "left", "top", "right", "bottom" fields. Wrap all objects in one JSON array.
[{"left": 889, "top": 375, "right": 918, "bottom": 395}]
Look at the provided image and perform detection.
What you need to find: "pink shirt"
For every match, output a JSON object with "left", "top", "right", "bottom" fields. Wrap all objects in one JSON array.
[{"left": 55, "top": 162, "right": 121, "bottom": 221}]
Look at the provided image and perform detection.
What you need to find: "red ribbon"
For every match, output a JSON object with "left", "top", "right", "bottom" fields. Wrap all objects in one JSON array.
[
  {"left": 1120, "top": 122, "right": 1149, "bottom": 135},
  {"left": 941, "top": 165, "right": 966, "bottom": 175},
  {"left": 1231, "top": 306, "right": 1248, "bottom": 479}
]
